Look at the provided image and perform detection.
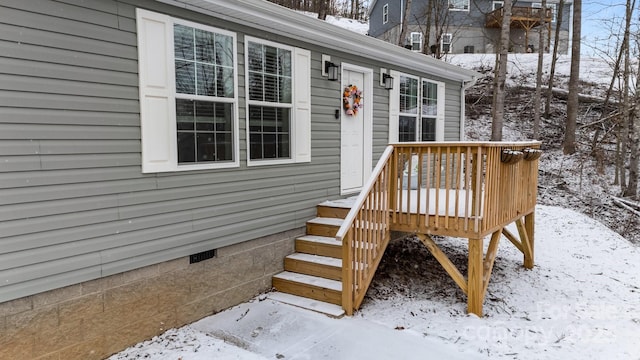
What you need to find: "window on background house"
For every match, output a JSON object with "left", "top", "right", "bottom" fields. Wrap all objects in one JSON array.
[
  {"left": 441, "top": 33, "right": 452, "bottom": 53},
  {"left": 448, "top": 0, "right": 469, "bottom": 11},
  {"left": 492, "top": 1, "right": 504, "bottom": 11},
  {"left": 245, "top": 37, "right": 311, "bottom": 165},
  {"left": 383, "top": 4, "right": 389, "bottom": 24},
  {"left": 137, "top": 9, "right": 240, "bottom": 173},
  {"left": 532, "top": 3, "right": 557, "bottom": 22},
  {"left": 410, "top": 32, "right": 423, "bottom": 52},
  {"left": 389, "top": 72, "right": 445, "bottom": 143}
]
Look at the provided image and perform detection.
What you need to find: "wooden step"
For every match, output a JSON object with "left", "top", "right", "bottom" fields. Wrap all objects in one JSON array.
[
  {"left": 272, "top": 271, "right": 342, "bottom": 305},
  {"left": 295, "top": 235, "right": 343, "bottom": 259},
  {"left": 267, "top": 292, "right": 345, "bottom": 318},
  {"left": 306, "top": 217, "right": 343, "bottom": 237},
  {"left": 316, "top": 198, "right": 355, "bottom": 219},
  {"left": 284, "top": 253, "right": 342, "bottom": 281}
]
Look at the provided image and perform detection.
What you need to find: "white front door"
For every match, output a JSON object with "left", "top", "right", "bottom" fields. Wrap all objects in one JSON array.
[{"left": 340, "top": 65, "right": 373, "bottom": 194}]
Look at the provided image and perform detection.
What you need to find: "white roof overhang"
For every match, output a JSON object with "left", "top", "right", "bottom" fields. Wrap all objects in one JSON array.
[{"left": 155, "top": 0, "right": 479, "bottom": 83}]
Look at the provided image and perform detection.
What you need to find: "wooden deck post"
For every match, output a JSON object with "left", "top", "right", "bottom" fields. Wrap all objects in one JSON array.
[
  {"left": 467, "top": 237, "right": 484, "bottom": 316},
  {"left": 524, "top": 212, "right": 535, "bottom": 269},
  {"left": 342, "top": 230, "right": 354, "bottom": 315}
]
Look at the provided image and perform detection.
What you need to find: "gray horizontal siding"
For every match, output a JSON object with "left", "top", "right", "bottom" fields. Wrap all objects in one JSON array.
[
  {"left": 444, "top": 81, "right": 462, "bottom": 140},
  {"left": 0, "top": 0, "right": 467, "bottom": 303},
  {"left": 0, "top": 40, "right": 138, "bottom": 73}
]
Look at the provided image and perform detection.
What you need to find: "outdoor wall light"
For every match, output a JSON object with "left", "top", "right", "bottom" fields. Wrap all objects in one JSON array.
[
  {"left": 324, "top": 61, "right": 339, "bottom": 81},
  {"left": 382, "top": 73, "right": 394, "bottom": 90}
]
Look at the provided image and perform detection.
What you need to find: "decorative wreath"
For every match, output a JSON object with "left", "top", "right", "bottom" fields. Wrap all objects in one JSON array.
[{"left": 343, "top": 84, "right": 363, "bottom": 116}]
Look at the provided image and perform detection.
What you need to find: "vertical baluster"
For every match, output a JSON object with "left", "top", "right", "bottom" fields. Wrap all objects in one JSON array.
[
  {"left": 434, "top": 146, "right": 442, "bottom": 229},
  {"left": 405, "top": 146, "right": 413, "bottom": 225},
  {"left": 454, "top": 146, "right": 462, "bottom": 230},
  {"left": 464, "top": 146, "right": 472, "bottom": 232},
  {"left": 425, "top": 147, "right": 432, "bottom": 229},
  {"left": 473, "top": 146, "right": 483, "bottom": 233},
  {"left": 416, "top": 147, "right": 424, "bottom": 222},
  {"left": 444, "top": 146, "right": 451, "bottom": 229}
]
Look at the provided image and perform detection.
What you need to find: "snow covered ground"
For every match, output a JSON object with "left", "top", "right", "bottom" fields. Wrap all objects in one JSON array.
[{"left": 110, "top": 205, "right": 640, "bottom": 360}]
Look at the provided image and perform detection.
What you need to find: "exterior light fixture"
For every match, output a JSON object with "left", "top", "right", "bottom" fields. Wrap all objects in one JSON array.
[
  {"left": 382, "top": 73, "right": 394, "bottom": 90},
  {"left": 324, "top": 61, "right": 339, "bottom": 81}
]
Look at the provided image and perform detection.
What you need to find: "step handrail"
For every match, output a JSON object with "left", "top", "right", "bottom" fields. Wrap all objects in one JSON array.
[{"left": 336, "top": 145, "right": 394, "bottom": 315}]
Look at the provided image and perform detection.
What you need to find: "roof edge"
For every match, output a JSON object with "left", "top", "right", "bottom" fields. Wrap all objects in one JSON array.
[{"left": 155, "top": 0, "right": 480, "bottom": 83}]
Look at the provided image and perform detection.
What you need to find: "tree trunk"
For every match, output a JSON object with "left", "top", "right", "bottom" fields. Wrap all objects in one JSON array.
[
  {"left": 423, "top": 0, "right": 433, "bottom": 55},
  {"left": 398, "top": 0, "right": 413, "bottom": 47},
  {"left": 622, "top": 0, "right": 637, "bottom": 197},
  {"left": 318, "top": 0, "right": 328, "bottom": 20},
  {"left": 533, "top": 0, "right": 547, "bottom": 139},
  {"left": 491, "top": 0, "right": 512, "bottom": 141},
  {"left": 545, "top": 0, "right": 563, "bottom": 117},
  {"left": 563, "top": 0, "right": 581, "bottom": 154}
]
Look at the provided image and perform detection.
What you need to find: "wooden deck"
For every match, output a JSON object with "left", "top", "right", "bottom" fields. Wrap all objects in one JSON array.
[
  {"left": 273, "top": 141, "right": 541, "bottom": 317},
  {"left": 486, "top": 6, "right": 552, "bottom": 51},
  {"left": 486, "top": 6, "right": 552, "bottom": 29},
  {"left": 337, "top": 141, "right": 541, "bottom": 316}
]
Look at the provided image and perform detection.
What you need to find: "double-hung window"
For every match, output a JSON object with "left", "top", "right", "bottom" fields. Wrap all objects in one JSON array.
[
  {"left": 421, "top": 81, "right": 438, "bottom": 141},
  {"left": 245, "top": 37, "right": 311, "bottom": 165},
  {"left": 382, "top": 4, "right": 389, "bottom": 24},
  {"left": 398, "top": 75, "right": 419, "bottom": 141},
  {"left": 441, "top": 33, "right": 452, "bottom": 53},
  {"left": 137, "top": 9, "right": 239, "bottom": 172},
  {"left": 389, "top": 73, "right": 445, "bottom": 142},
  {"left": 410, "top": 32, "right": 423, "bottom": 52},
  {"left": 174, "top": 24, "right": 235, "bottom": 164}
]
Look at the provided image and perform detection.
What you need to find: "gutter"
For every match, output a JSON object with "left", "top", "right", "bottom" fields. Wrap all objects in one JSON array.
[{"left": 460, "top": 77, "right": 479, "bottom": 140}]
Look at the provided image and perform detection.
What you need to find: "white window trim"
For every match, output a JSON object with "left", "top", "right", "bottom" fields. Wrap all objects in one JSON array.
[
  {"left": 492, "top": 1, "right": 504, "bottom": 11},
  {"left": 532, "top": 3, "right": 557, "bottom": 22},
  {"left": 382, "top": 4, "right": 389, "bottom": 24},
  {"left": 244, "top": 36, "right": 311, "bottom": 167},
  {"left": 137, "top": 8, "right": 240, "bottom": 173},
  {"left": 388, "top": 70, "right": 446, "bottom": 143},
  {"left": 448, "top": 0, "right": 470, "bottom": 11}
]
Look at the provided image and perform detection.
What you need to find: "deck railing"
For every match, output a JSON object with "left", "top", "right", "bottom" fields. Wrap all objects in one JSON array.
[
  {"left": 338, "top": 142, "right": 540, "bottom": 314},
  {"left": 486, "top": 6, "right": 552, "bottom": 28},
  {"left": 336, "top": 146, "right": 393, "bottom": 315},
  {"left": 389, "top": 141, "right": 540, "bottom": 237}
]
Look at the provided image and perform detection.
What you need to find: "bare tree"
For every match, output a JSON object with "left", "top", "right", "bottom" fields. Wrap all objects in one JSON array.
[
  {"left": 533, "top": 0, "right": 547, "bottom": 139},
  {"left": 398, "top": 0, "right": 413, "bottom": 46},
  {"left": 622, "top": 0, "right": 638, "bottom": 197},
  {"left": 627, "top": 79, "right": 640, "bottom": 197},
  {"left": 544, "top": 0, "right": 564, "bottom": 118},
  {"left": 418, "top": 0, "right": 451, "bottom": 58},
  {"left": 563, "top": 0, "right": 581, "bottom": 154},
  {"left": 618, "top": 0, "right": 633, "bottom": 192},
  {"left": 491, "top": 0, "right": 512, "bottom": 141}
]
